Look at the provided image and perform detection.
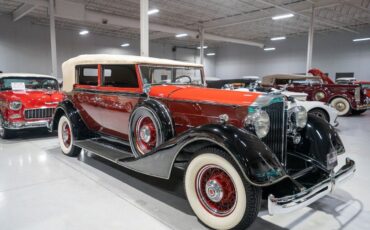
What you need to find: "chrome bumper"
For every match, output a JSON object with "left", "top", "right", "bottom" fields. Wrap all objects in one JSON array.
[
  {"left": 4, "top": 120, "right": 51, "bottom": 130},
  {"left": 268, "top": 157, "right": 355, "bottom": 215}
]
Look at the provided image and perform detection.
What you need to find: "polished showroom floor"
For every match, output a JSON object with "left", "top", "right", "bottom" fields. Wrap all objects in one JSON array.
[{"left": 0, "top": 113, "right": 369, "bottom": 230}]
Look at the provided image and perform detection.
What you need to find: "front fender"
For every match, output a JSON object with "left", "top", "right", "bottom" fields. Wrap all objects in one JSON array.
[
  {"left": 291, "top": 114, "right": 345, "bottom": 170},
  {"left": 120, "top": 124, "right": 287, "bottom": 186}
]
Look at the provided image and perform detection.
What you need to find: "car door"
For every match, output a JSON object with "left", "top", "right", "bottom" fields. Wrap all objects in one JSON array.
[
  {"left": 72, "top": 65, "right": 103, "bottom": 132},
  {"left": 96, "top": 64, "right": 143, "bottom": 140}
]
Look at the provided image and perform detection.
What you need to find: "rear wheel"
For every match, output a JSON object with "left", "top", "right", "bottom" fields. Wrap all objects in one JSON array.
[
  {"left": 184, "top": 148, "right": 261, "bottom": 230},
  {"left": 0, "top": 115, "right": 13, "bottom": 139},
  {"left": 58, "top": 115, "right": 80, "bottom": 156},
  {"left": 352, "top": 109, "right": 367, "bottom": 115},
  {"left": 309, "top": 108, "right": 329, "bottom": 122},
  {"left": 330, "top": 97, "right": 351, "bottom": 116}
]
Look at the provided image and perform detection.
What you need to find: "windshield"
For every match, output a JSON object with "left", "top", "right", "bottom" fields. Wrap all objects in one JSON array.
[
  {"left": 140, "top": 65, "right": 204, "bottom": 86},
  {"left": 291, "top": 78, "right": 323, "bottom": 84},
  {"left": 0, "top": 77, "right": 59, "bottom": 91}
]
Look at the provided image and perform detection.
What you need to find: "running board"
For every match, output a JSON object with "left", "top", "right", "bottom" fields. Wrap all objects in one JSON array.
[{"left": 74, "top": 138, "right": 133, "bottom": 162}]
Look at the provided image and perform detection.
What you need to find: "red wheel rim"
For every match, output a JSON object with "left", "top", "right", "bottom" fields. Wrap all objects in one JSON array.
[
  {"left": 62, "top": 122, "right": 71, "bottom": 148},
  {"left": 135, "top": 116, "right": 157, "bottom": 155},
  {"left": 195, "top": 164, "right": 237, "bottom": 217}
]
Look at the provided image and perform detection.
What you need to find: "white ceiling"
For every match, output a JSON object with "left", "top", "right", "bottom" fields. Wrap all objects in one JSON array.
[{"left": 1, "top": 0, "right": 370, "bottom": 48}]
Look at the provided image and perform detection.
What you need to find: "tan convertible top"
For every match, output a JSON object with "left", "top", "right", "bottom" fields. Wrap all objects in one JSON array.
[
  {"left": 62, "top": 54, "right": 203, "bottom": 92},
  {"left": 262, "top": 74, "right": 321, "bottom": 86}
]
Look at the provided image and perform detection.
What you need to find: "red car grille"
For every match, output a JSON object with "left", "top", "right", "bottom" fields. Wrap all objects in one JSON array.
[{"left": 24, "top": 108, "right": 55, "bottom": 119}]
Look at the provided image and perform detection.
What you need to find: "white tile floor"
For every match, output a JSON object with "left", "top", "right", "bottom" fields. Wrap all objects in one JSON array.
[{"left": 0, "top": 112, "right": 369, "bottom": 230}]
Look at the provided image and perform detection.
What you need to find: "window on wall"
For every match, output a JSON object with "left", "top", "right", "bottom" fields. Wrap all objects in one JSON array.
[
  {"left": 76, "top": 65, "right": 99, "bottom": 86},
  {"left": 102, "top": 65, "right": 139, "bottom": 88}
]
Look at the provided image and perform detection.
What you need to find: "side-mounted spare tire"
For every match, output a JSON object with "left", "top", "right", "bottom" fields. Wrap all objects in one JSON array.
[{"left": 129, "top": 100, "right": 174, "bottom": 157}]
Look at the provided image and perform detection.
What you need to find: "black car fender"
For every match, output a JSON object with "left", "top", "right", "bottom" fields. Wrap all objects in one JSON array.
[
  {"left": 52, "top": 100, "right": 91, "bottom": 140},
  {"left": 290, "top": 114, "right": 345, "bottom": 170},
  {"left": 120, "top": 124, "right": 287, "bottom": 186}
]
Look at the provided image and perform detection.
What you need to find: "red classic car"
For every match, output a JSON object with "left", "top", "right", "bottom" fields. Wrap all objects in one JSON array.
[
  {"left": 262, "top": 74, "right": 368, "bottom": 116},
  {"left": 0, "top": 73, "right": 63, "bottom": 138},
  {"left": 355, "top": 81, "right": 370, "bottom": 104},
  {"left": 52, "top": 55, "right": 355, "bottom": 230}
]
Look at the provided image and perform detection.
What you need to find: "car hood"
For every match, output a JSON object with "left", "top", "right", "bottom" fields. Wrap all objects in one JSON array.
[
  {"left": 149, "top": 85, "right": 261, "bottom": 106},
  {"left": 2, "top": 90, "right": 63, "bottom": 107}
]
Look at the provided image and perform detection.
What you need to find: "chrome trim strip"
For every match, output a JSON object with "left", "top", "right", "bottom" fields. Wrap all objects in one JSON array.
[
  {"left": 268, "top": 158, "right": 355, "bottom": 215},
  {"left": 5, "top": 120, "right": 51, "bottom": 130}
]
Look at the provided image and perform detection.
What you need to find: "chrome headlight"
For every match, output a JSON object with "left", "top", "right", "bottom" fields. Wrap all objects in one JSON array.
[
  {"left": 9, "top": 101, "right": 22, "bottom": 110},
  {"left": 245, "top": 109, "right": 270, "bottom": 139},
  {"left": 290, "top": 106, "right": 307, "bottom": 128}
]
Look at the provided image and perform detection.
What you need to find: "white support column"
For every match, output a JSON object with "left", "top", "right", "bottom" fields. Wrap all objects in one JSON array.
[
  {"left": 140, "top": 0, "right": 149, "bottom": 57},
  {"left": 49, "top": 0, "right": 57, "bottom": 77},
  {"left": 306, "top": 5, "right": 315, "bottom": 73},
  {"left": 199, "top": 25, "right": 205, "bottom": 65}
]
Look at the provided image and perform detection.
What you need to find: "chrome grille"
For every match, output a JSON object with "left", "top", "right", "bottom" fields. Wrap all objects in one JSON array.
[
  {"left": 262, "top": 102, "right": 287, "bottom": 162},
  {"left": 24, "top": 108, "right": 55, "bottom": 119}
]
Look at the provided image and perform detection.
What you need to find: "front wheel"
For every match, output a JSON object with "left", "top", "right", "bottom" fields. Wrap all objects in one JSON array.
[
  {"left": 0, "top": 115, "right": 13, "bottom": 139},
  {"left": 330, "top": 97, "right": 351, "bottom": 116},
  {"left": 58, "top": 115, "right": 81, "bottom": 156},
  {"left": 184, "top": 148, "right": 261, "bottom": 230}
]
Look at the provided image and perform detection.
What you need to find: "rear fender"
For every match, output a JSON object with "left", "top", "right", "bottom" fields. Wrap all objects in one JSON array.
[{"left": 52, "top": 100, "right": 92, "bottom": 140}]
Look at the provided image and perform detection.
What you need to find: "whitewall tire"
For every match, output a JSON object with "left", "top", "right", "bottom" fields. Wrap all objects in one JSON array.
[
  {"left": 185, "top": 148, "right": 261, "bottom": 230},
  {"left": 58, "top": 115, "right": 80, "bottom": 156},
  {"left": 330, "top": 97, "right": 351, "bottom": 116}
]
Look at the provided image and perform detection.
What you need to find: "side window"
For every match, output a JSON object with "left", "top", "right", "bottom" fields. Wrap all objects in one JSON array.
[
  {"left": 76, "top": 65, "right": 98, "bottom": 86},
  {"left": 275, "top": 79, "right": 291, "bottom": 85},
  {"left": 102, "top": 65, "right": 138, "bottom": 88}
]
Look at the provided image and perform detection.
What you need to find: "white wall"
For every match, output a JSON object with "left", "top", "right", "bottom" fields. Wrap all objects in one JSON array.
[
  {"left": 215, "top": 27, "right": 370, "bottom": 81},
  {"left": 0, "top": 15, "right": 216, "bottom": 78}
]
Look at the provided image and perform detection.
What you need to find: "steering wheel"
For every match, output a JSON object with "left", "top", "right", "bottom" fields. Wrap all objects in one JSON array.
[{"left": 175, "top": 75, "right": 192, "bottom": 83}]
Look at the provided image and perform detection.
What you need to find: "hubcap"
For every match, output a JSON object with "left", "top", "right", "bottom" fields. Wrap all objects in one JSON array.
[
  {"left": 135, "top": 116, "right": 157, "bottom": 155},
  {"left": 205, "top": 179, "right": 224, "bottom": 202},
  {"left": 62, "top": 122, "right": 71, "bottom": 148},
  {"left": 335, "top": 102, "right": 346, "bottom": 111},
  {"left": 196, "top": 165, "right": 237, "bottom": 217}
]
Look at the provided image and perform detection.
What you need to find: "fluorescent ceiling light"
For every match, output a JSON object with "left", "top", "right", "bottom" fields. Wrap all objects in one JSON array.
[
  {"left": 79, "top": 30, "right": 89, "bottom": 35},
  {"left": 206, "top": 53, "right": 216, "bottom": 56},
  {"left": 197, "top": 46, "right": 208, "bottom": 49},
  {"left": 272, "top": 13, "right": 294, "bottom": 20},
  {"left": 353, "top": 37, "right": 370, "bottom": 42},
  {"left": 271, "top": 36, "right": 286, "bottom": 41},
  {"left": 175, "top": 33, "right": 188, "bottom": 38},
  {"left": 121, "top": 43, "right": 130, "bottom": 47},
  {"left": 148, "top": 9, "right": 159, "bottom": 15},
  {"left": 264, "top": 47, "right": 276, "bottom": 51}
]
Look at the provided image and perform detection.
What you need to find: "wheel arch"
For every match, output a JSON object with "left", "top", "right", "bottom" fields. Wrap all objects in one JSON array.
[
  {"left": 52, "top": 100, "right": 92, "bottom": 140},
  {"left": 308, "top": 107, "right": 330, "bottom": 122}
]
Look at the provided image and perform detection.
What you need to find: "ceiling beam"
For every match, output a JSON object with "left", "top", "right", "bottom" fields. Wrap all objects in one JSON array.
[
  {"left": 254, "top": 0, "right": 358, "bottom": 33},
  {"left": 15, "top": 0, "right": 264, "bottom": 48},
  {"left": 13, "top": 3, "right": 37, "bottom": 21},
  {"left": 205, "top": 2, "right": 341, "bottom": 30}
]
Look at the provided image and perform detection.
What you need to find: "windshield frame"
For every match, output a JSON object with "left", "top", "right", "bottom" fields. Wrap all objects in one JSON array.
[
  {"left": 138, "top": 64, "right": 205, "bottom": 88},
  {"left": 0, "top": 76, "right": 60, "bottom": 91}
]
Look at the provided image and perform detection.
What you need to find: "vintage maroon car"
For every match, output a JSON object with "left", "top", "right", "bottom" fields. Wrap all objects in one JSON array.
[
  {"left": 0, "top": 73, "right": 63, "bottom": 138},
  {"left": 53, "top": 55, "right": 355, "bottom": 230},
  {"left": 262, "top": 74, "right": 368, "bottom": 116},
  {"left": 355, "top": 81, "right": 370, "bottom": 105}
]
